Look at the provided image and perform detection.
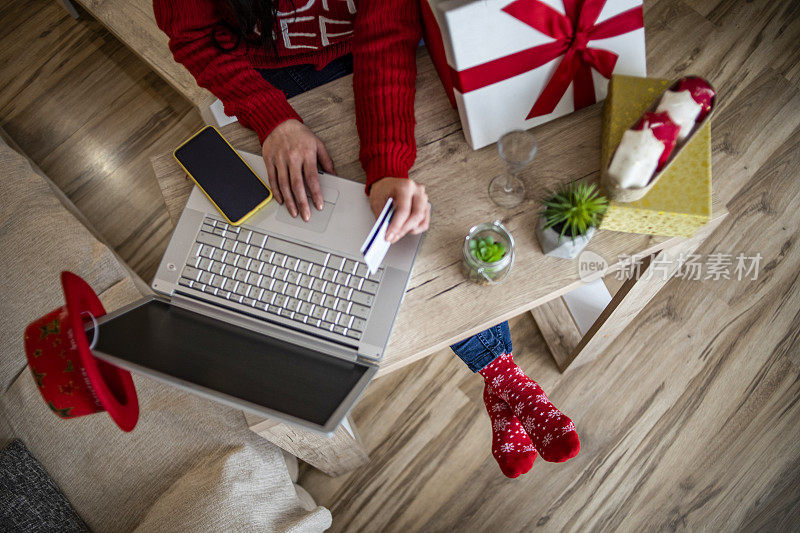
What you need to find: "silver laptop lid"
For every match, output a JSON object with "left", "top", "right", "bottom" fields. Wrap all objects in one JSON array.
[{"left": 89, "top": 297, "right": 377, "bottom": 434}]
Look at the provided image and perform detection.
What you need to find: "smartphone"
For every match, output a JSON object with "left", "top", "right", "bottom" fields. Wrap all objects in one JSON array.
[{"left": 173, "top": 125, "right": 272, "bottom": 225}]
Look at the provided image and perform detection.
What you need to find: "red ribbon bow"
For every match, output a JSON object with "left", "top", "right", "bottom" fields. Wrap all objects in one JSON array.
[{"left": 450, "top": 0, "right": 643, "bottom": 119}]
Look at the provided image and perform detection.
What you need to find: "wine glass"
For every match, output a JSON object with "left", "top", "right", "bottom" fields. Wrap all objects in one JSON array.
[{"left": 488, "top": 130, "right": 537, "bottom": 208}]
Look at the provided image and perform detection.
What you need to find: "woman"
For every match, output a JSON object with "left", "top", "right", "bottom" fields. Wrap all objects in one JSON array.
[
  {"left": 154, "top": 0, "right": 430, "bottom": 242},
  {"left": 155, "top": 0, "right": 578, "bottom": 477}
]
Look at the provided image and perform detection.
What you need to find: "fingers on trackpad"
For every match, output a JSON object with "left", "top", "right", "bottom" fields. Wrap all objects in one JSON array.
[{"left": 275, "top": 186, "right": 338, "bottom": 233}]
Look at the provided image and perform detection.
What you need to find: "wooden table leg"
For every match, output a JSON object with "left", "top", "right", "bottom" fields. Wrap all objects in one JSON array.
[
  {"left": 244, "top": 413, "right": 369, "bottom": 477},
  {"left": 533, "top": 212, "right": 727, "bottom": 371}
]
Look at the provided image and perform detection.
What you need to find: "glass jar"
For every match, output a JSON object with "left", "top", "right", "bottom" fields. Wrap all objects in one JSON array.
[{"left": 462, "top": 220, "right": 515, "bottom": 285}]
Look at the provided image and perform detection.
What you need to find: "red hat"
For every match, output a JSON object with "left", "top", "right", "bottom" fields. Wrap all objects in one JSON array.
[{"left": 23, "top": 272, "right": 139, "bottom": 431}]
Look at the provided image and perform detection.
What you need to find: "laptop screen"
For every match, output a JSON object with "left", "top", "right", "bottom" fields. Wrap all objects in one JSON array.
[{"left": 90, "top": 299, "right": 372, "bottom": 429}]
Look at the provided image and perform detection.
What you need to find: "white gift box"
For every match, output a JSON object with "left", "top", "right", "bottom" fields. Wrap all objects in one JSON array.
[{"left": 424, "top": 0, "right": 647, "bottom": 149}]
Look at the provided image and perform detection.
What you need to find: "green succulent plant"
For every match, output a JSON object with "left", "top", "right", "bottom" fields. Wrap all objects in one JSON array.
[
  {"left": 542, "top": 181, "right": 608, "bottom": 242},
  {"left": 470, "top": 236, "right": 507, "bottom": 263}
]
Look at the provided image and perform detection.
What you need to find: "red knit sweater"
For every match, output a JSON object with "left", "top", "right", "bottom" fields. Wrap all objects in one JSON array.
[{"left": 154, "top": 0, "right": 421, "bottom": 189}]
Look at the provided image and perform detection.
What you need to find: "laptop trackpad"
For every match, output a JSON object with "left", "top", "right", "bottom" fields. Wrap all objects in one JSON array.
[{"left": 275, "top": 185, "right": 338, "bottom": 233}]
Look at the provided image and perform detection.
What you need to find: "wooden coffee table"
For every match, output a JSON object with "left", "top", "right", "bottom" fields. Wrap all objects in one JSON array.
[{"left": 150, "top": 49, "right": 726, "bottom": 476}]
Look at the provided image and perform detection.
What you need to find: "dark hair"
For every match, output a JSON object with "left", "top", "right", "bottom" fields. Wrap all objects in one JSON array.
[{"left": 213, "top": 0, "right": 292, "bottom": 53}]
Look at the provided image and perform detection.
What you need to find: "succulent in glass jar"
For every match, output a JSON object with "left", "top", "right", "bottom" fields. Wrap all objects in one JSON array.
[
  {"left": 469, "top": 236, "right": 508, "bottom": 264},
  {"left": 462, "top": 221, "right": 515, "bottom": 285}
]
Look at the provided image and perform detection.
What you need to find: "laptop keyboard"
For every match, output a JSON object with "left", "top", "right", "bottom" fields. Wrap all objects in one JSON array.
[{"left": 177, "top": 216, "right": 382, "bottom": 343}]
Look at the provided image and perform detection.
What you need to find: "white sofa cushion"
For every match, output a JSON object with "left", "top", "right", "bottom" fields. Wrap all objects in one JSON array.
[
  {"left": 0, "top": 365, "right": 331, "bottom": 532},
  {"left": 0, "top": 135, "right": 332, "bottom": 532},
  {"left": 0, "top": 136, "right": 131, "bottom": 393}
]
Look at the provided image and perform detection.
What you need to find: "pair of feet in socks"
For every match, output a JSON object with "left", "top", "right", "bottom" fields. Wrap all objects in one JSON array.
[{"left": 479, "top": 353, "right": 580, "bottom": 477}]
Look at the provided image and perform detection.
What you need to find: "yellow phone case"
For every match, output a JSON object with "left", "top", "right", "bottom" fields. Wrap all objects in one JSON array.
[{"left": 173, "top": 125, "right": 272, "bottom": 226}]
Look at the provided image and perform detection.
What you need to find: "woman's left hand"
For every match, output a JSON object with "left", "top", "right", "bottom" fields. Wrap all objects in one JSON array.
[
  {"left": 368, "top": 177, "right": 430, "bottom": 243},
  {"left": 262, "top": 119, "right": 333, "bottom": 221}
]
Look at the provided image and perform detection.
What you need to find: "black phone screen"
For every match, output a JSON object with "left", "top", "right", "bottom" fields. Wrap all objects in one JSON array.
[{"left": 174, "top": 126, "right": 270, "bottom": 224}]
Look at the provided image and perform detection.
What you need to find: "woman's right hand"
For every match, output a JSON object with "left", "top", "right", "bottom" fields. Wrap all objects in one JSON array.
[{"left": 262, "top": 119, "right": 334, "bottom": 221}]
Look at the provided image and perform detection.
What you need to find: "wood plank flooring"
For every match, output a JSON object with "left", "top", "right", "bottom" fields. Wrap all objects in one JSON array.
[
  {"left": 0, "top": 0, "right": 202, "bottom": 281},
  {"left": 1, "top": 0, "right": 799, "bottom": 530},
  {"left": 296, "top": 1, "right": 800, "bottom": 530}
]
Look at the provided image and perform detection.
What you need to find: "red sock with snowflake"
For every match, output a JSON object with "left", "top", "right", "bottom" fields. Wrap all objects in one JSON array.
[
  {"left": 480, "top": 354, "right": 580, "bottom": 462},
  {"left": 483, "top": 383, "right": 536, "bottom": 478}
]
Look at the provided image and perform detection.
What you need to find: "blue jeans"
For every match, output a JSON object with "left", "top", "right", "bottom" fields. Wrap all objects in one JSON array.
[
  {"left": 258, "top": 54, "right": 354, "bottom": 99},
  {"left": 449, "top": 321, "right": 512, "bottom": 373}
]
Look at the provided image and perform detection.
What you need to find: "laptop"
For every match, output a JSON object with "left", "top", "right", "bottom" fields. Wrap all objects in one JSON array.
[{"left": 89, "top": 151, "right": 423, "bottom": 434}]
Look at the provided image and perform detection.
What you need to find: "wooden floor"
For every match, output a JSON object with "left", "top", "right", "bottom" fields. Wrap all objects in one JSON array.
[
  {"left": 0, "top": 1, "right": 201, "bottom": 281},
  {"left": 2, "top": 0, "right": 799, "bottom": 530}
]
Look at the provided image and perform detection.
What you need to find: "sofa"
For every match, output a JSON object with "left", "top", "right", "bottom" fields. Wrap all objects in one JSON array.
[{"left": 0, "top": 130, "right": 332, "bottom": 532}]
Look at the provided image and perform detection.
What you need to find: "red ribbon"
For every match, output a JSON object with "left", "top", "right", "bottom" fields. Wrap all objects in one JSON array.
[{"left": 449, "top": 0, "right": 643, "bottom": 119}]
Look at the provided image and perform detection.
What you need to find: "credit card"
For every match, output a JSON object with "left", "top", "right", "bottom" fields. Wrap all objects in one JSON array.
[{"left": 360, "top": 199, "right": 394, "bottom": 274}]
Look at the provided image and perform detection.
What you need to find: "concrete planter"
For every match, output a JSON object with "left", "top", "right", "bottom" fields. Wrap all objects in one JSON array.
[{"left": 536, "top": 217, "right": 595, "bottom": 259}]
